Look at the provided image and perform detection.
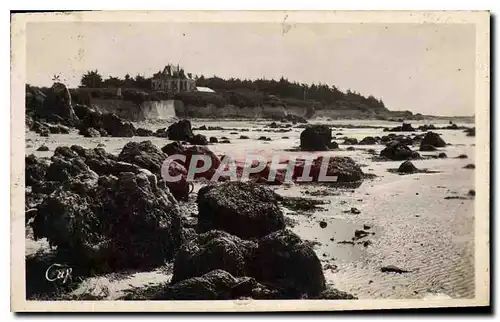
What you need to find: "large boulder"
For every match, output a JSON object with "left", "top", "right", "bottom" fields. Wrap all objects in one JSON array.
[
  {"left": 300, "top": 125, "right": 334, "bottom": 151},
  {"left": 252, "top": 229, "right": 326, "bottom": 298},
  {"left": 197, "top": 182, "right": 285, "bottom": 239},
  {"left": 166, "top": 119, "right": 194, "bottom": 141},
  {"left": 171, "top": 230, "right": 257, "bottom": 284},
  {"left": 420, "top": 131, "right": 446, "bottom": 148},
  {"left": 380, "top": 142, "right": 420, "bottom": 161}
]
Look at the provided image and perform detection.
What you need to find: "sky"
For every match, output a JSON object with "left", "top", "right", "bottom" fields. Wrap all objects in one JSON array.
[{"left": 26, "top": 22, "right": 476, "bottom": 116}]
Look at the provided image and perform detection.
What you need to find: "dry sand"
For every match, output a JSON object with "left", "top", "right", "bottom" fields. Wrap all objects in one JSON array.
[{"left": 25, "top": 119, "right": 475, "bottom": 300}]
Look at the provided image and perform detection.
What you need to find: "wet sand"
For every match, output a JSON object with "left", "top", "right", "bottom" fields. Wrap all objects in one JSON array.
[{"left": 25, "top": 119, "right": 475, "bottom": 300}]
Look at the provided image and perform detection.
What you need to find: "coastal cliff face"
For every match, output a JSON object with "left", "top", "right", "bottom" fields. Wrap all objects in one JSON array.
[
  {"left": 91, "top": 98, "right": 309, "bottom": 120},
  {"left": 91, "top": 99, "right": 177, "bottom": 121}
]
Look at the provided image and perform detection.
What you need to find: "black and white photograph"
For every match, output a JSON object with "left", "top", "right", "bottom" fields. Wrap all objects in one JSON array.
[{"left": 10, "top": 10, "right": 490, "bottom": 312}]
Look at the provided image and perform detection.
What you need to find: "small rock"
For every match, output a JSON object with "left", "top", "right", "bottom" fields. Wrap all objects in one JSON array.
[
  {"left": 463, "top": 164, "right": 475, "bottom": 169},
  {"left": 381, "top": 265, "right": 409, "bottom": 274},
  {"left": 36, "top": 145, "right": 49, "bottom": 151},
  {"left": 354, "top": 230, "right": 369, "bottom": 240},
  {"left": 363, "top": 225, "right": 371, "bottom": 230},
  {"left": 319, "top": 221, "right": 327, "bottom": 229},
  {"left": 457, "top": 154, "right": 468, "bottom": 159},
  {"left": 350, "top": 207, "right": 361, "bottom": 214}
]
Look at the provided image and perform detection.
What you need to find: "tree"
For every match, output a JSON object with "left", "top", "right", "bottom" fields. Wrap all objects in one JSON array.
[{"left": 80, "top": 70, "right": 103, "bottom": 88}]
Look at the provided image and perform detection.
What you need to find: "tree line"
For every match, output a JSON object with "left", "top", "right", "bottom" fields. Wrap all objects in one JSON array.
[{"left": 79, "top": 70, "right": 388, "bottom": 111}]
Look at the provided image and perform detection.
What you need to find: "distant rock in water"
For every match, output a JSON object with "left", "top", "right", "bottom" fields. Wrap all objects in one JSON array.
[
  {"left": 300, "top": 125, "right": 335, "bottom": 151},
  {"left": 386, "top": 123, "right": 415, "bottom": 132},
  {"left": 209, "top": 137, "right": 218, "bottom": 143},
  {"left": 136, "top": 128, "right": 154, "bottom": 137},
  {"left": 359, "top": 136, "right": 377, "bottom": 145},
  {"left": 191, "top": 134, "right": 209, "bottom": 145},
  {"left": 380, "top": 142, "right": 420, "bottom": 161},
  {"left": 464, "top": 127, "right": 476, "bottom": 137},
  {"left": 438, "top": 152, "right": 448, "bottom": 158},
  {"left": 166, "top": 119, "right": 194, "bottom": 141},
  {"left": 343, "top": 138, "right": 358, "bottom": 145},
  {"left": 420, "top": 132, "right": 446, "bottom": 148},
  {"left": 397, "top": 161, "right": 418, "bottom": 173}
]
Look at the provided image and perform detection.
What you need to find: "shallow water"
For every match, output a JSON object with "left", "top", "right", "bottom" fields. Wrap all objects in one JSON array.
[{"left": 25, "top": 119, "right": 476, "bottom": 299}]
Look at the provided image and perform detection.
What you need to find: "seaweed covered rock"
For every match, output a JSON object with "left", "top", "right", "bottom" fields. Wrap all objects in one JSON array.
[
  {"left": 100, "top": 113, "right": 136, "bottom": 137},
  {"left": 420, "top": 131, "right": 446, "bottom": 148},
  {"left": 253, "top": 229, "right": 326, "bottom": 298},
  {"left": 162, "top": 142, "right": 221, "bottom": 180},
  {"left": 80, "top": 127, "right": 101, "bottom": 138},
  {"left": 166, "top": 119, "right": 194, "bottom": 141},
  {"left": 359, "top": 136, "right": 377, "bottom": 145},
  {"left": 77, "top": 105, "right": 136, "bottom": 138},
  {"left": 190, "top": 134, "right": 209, "bottom": 145},
  {"left": 153, "top": 269, "right": 276, "bottom": 300},
  {"left": 118, "top": 141, "right": 167, "bottom": 175},
  {"left": 380, "top": 142, "right": 420, "bottom": 161},
  {"left": 25, "top": 154, "right": 50, "bottom": 186},
  {"left": 31, "top": 171, "right": 183, "bottom": 273},
  {"left": 171, "top": 230, "right": 257, "bottom": 284},
  {"left": 197, "top": 182, "right": 285, "bottom": 239},
  {"left": 292, "top": 156, "right": 364, "bottom": 183},
  {"left": 135, "top": 128, "right": 154, "bottom": 137},
  {"left": 343, "top": 138, "right": 358, "bottom": 145},
  {"left": 397, "top": 161, "right": 418, "bottom": 173},
  {"left": 300, "top": 125, "right": 334, "bottom": 151}
]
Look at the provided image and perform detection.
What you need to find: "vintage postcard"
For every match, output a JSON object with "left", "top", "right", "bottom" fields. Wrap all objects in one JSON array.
[{"left": 11, "top": 10, "right": 490, "bottom": 312}]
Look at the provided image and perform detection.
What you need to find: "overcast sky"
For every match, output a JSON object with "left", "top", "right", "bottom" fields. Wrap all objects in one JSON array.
[{"left": 26, "top": 22, "right": 475, "bottom": 116}]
